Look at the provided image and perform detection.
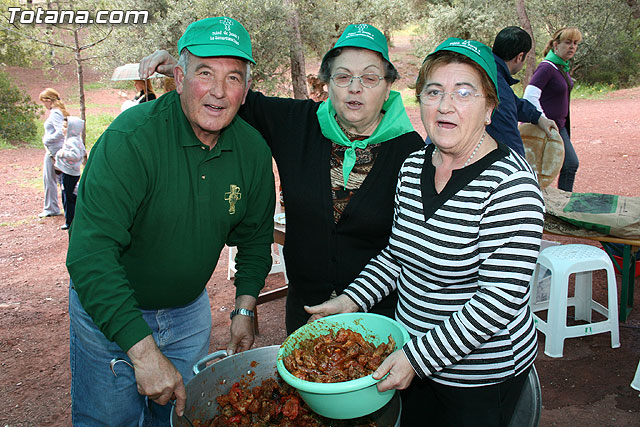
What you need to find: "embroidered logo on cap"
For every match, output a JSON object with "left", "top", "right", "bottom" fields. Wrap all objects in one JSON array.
[
  {"left": 449, "top": 40, "right": 481, "bottom": 55},
  {"left": 346, "top": 23, "right": 374, "bottom": 41},
  {"left": 210, "top": 17, "right": 240, "bottom": 46},
  {"left": 221, "top": 17, "right": 233, "bottom": 31}
]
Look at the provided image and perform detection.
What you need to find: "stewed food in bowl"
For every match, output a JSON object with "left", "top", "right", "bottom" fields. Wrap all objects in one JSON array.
[{"left": 283, "top": 328, "right": 395, "bottom": 383}]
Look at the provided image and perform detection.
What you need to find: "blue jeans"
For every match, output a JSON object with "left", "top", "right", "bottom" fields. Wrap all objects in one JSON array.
[
  {"left": 69, "top": 284, "right": 211, "bottom": 427},
  {"left": 62, "top": 173, "right": 79, "bottom": 226},
  {"left": 558, "top": 127, "right": 579, "bottom": 192}
]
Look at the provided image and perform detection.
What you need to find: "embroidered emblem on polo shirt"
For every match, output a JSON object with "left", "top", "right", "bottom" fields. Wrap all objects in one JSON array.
[{"left": 225, "top": 185, "right": 241, "bottom": 214}]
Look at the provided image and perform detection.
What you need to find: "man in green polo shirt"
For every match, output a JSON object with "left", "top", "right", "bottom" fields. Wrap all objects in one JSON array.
[{"left": 66, "top": 17, "right": 275, "bottom": 425}]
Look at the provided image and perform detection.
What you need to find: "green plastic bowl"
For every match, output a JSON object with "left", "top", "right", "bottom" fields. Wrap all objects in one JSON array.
[{"left": 276, "top": 313, "right": 410, "bottom": 419}]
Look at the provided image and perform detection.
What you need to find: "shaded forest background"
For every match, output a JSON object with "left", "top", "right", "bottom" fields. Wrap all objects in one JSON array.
[{"left": 1, "top": 0, "right": 640, "bottom": 145}]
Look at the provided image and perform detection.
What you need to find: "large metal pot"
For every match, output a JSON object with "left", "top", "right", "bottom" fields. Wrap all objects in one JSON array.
[
  {"left": 507, "top": 365, "right": 542, "bottom": 427},
  {"left": 171, "top": 345, "right": 401, "bottom": 427}
]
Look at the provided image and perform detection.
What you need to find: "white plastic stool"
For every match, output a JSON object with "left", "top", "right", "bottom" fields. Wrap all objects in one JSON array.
[
  {"left": 227, "top": 244, "right": 288, "bottom": 283},
  {"left": 530, "top": 244, "right": 620, "bottom": 358},
  {"left": 632, "top": 359, "right": 640, "bottom": 391}
]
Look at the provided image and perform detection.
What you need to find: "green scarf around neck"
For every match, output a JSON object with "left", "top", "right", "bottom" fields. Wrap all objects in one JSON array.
[
  {"left": 545, "top": 50, "right": 570, "bottom": 73},
  {"left": 316, "top": 90, "right": 415, "bottom": 188}
]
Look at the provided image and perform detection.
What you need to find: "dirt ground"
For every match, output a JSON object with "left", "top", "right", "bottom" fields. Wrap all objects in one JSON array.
[{"left": 1, "top": 45, "right": 640, "bottom": 426}]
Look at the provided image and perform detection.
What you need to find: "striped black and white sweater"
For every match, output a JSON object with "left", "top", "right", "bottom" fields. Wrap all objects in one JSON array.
[{"left": 344, "top": 142, "right": 544, "bottom": 387}]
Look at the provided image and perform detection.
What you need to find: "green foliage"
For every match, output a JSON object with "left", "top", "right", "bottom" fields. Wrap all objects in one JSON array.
[
  {"left": 93, "top": 0, "right": 418, "bottom": 95},
  {"left": 0, "top": 71, "right": 41, "bottom": 145},
  {"left": 84, "top": 113, "right": 116, "bottom": 151},
  {"left": 0, "top": 109, "right": 115, "bottom": 153},
  {"left": 572, "top": 82, "right": 617, "bottom": 99},
  {"left": 7, "top": 0, "right": 639, "bottom": 97},
  {"left": 411, "top": 0, "right": 508, "bottom": 60},
  {"left": 83, "top": 81, "right": 114, "bottom": 91},
  {"left": 292, "top": 0, "right": 416, "bottom": 60},
  {"left": 399, "top": 87, "right": 419, "bottom": 107},
  {"left": 524, "top": 0, "right": 640, "bottom": 86},
  {"left": 579, "top": 29, "right": 640, "bottom": 86},
  {"left": 0, "top": 0, "right": 38, "bottom": 66},
  {"left": 93, "top": 0, "right": 292, "bottom": 93},
  {"left": 408, "top": 0, "right": 640, "bottom": 88},
  {"left": 33, "top": 117, "right": 45, "bottom": 148}
]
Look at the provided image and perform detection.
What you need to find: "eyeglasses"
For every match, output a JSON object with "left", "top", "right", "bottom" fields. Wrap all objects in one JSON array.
[
  {"left": 418, "top": 87, "right": 484, "bottom": 106},
  {"left": 330, "top": 73, "right": 384, "bottom": 88}
]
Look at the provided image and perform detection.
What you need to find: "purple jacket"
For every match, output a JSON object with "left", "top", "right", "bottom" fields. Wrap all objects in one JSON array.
[{"left": 526, "top": 60, "right": 573, "bottom": 130}]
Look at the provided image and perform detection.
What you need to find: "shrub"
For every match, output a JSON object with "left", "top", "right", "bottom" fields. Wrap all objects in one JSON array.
[
  {"left": 0, "top": 71, "right": 41, "bottom": 145},
  {"left": 85, "top": 113, "right": 116, "bottom": 151}
]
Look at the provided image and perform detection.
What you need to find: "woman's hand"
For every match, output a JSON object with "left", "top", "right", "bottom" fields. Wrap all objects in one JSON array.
[
  {"left": 372, "top": 349, "right": 416, "bottom": 392},
  {"left": 304, "top": 294, "right": 359, "bottom": 322},
  {"left": 139, "top": 50, "right": 177, "bottom": 79}
]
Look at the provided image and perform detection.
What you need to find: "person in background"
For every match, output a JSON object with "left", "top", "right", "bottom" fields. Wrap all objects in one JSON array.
[
  {"left": 54, "top": 116, "right": 86, "bottom": 231},
  {"left": 307, "top": 38, "right": 544, "bottom": 426},
  {"left": 38, "top": 88, "right": 69, "bottom": 218},
  {"left": 133, "top": 79, "right": 156, "bottom": 103},
  {"left": 161, "top": 76, "right": 176, "bottom": 94},
  {"left": 140, "top": 24, "right": 425, "bottom": 335},
  {"left": 66, "top": 17, "right": 275, "bottom": 425},
  {"left": 488, "top": 26, "right": 558, "bottom": 157},
  {"left": 120, "top": 80, "right": 157, "bottom": 112},
  {"left": 524, "top": 27, "right": 582, "bottom": 192}
]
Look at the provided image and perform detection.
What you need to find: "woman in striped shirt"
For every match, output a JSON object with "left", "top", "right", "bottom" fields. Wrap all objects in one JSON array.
[{"left": 307, "top": 38, "right": 544, "bottom": 426}]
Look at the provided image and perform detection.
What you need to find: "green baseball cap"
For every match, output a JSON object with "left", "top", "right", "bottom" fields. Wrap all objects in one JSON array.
[
  {"left": 427, "top": 38, "right": 498, "bottom": 97},
  {"left": 178, "top": 17, "right": 255, "bottom": 64},
  {"left": 322, "top": 24, "right": 395, "bottom": 68}
]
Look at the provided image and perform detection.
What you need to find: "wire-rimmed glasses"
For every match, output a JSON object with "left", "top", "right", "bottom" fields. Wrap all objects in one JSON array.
[
  {"left": 330, "top": 73, "right": 384, "bottom": 88},
  {"left": 418, "top": 87, "right": 484, "bottom": 106}
]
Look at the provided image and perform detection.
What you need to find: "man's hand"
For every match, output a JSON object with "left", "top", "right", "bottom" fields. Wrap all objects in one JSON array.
[
  {"left": 536, "top": 115, "right": 559, "bottom": 138},
  {"left": 126, "top": 335, "right": 187, "bottom": 415},
  {"left": 138, "top": 50, "right": 178, "bottom": 79},
  {"left": 372, "top": 349, "right": 416, "bottom": 392},
  {"left": 226, "top": 295, "right": 257, "bottom": 355},
  {"left": 304, "top": 294, "right": 360, "bottom": 323}
]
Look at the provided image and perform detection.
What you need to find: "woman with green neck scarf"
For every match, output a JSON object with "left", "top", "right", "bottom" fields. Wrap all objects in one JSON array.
[
  {"left": 139, "top": 24, "right": 424, "bottom": 334},
  {"left": 524, "top": 27, "right": 582, "bottom": 192}
]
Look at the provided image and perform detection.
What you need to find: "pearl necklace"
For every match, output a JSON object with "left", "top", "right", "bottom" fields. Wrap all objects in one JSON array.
[
  {"left": 432, "top": 132, "right": 485, "bottom": 168},
  {"left": 463, "top": 132, "right": 485, "bottom": 167}
]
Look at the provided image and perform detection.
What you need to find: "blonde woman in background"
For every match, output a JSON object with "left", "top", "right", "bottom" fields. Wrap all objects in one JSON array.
[
  {"left": 161, "top": 77, "right": 176, "bottom": 96},
  {"left": 120, "top": 80, "right": 157, "bottom": 112},
  {"left": 38, "top": 88, "right": 69, "bottom": 218},
  {"left": 132, "top": 79, "right": 156, "bottom": 103},
  {"left": 524, "top": 27, "right": 582, "bottom": 192}
]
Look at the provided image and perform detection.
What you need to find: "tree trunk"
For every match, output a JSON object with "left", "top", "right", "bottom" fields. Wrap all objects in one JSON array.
[
  {"left": 73, "top": 28, "right": 87, "bottom": 142},
  {"left": 627, "top": 0, "right": 640, "bottom": 19},
  {"left": 46, "top": 0, "right": 55, "bottom": 68},
  {"left": 284, "top": 0, "right": 308, "bottom": 99},
  {"left": 384, "top": 29, "right": 393, "bottom": 47},
  {"left": 516, "top": 0, "right": 536, "bottom": 88}
]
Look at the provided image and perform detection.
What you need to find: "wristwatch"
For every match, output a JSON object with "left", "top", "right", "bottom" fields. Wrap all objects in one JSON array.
[{"left": 230, "top": 308, "right": 255, "bottom": 320}]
